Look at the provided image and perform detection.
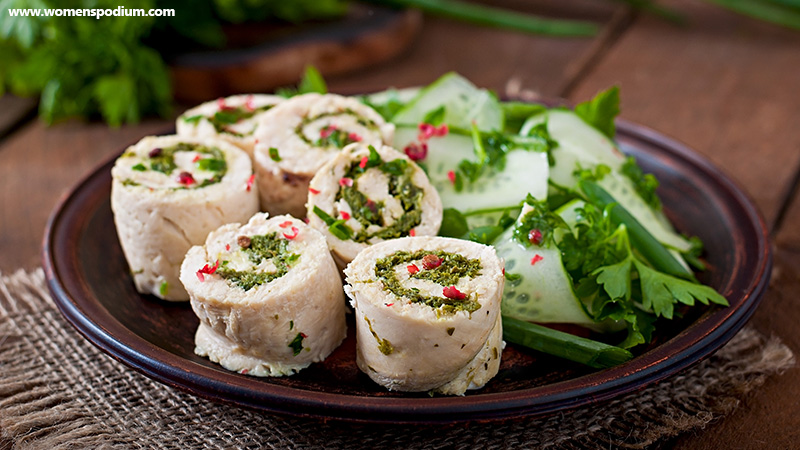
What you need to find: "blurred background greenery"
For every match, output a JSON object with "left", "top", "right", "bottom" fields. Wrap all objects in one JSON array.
[{"left": 1, "top": 0, "right": 798, "bottom": 126}]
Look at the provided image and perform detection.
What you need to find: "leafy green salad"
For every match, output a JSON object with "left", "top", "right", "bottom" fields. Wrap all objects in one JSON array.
[{"left": 355, "top": 72, "right": 728, "bottom": 368}]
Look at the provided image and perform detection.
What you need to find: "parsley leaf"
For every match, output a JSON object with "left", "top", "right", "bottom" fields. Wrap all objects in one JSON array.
[
  {"left": 277, "top": 65, "right": 327, "bottom": 98},
  {"left": 439, "top": 208, "right": 469, "bottom": 238},
  {"left": 422, "top": 105, "right": 446, "bottom": 125},
  {"left": 574, "top": 85, "right": 620, "bottom": 139},
  {"left": 620, "top": 156, "right": 661, "bottom": 211},
  {"left": 560, "top": 200, "right": 728, "bottom": 348}
]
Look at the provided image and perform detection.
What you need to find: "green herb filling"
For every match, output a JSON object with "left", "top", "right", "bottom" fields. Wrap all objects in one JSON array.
[
  {"left": 313, "top": 146, "right": 424, "bottom": 243},
  {"left": 133, "top": 142, "right": 227, "bottom": 189},
  {"left": 183, "top": 104, "right": 273, "bottom": 137},
  {"left": 374, "top": 250, "right": 482, "bottom": 314},
  {"left": 216, "top": 232, "right": 300, "bottom": 291},
  {"left": 296, "top": 109, "right": 379, "bottom": 149}
]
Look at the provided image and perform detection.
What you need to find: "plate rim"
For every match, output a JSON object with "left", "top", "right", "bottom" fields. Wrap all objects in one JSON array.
[{"left": 41, "top": 118, "right": 772, "bottom": 424}]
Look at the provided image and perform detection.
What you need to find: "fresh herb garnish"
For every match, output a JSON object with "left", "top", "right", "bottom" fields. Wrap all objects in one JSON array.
[
  {"left": 452, "top": 121, "right": 558, "bottom": 190},
  {"left": 555, "top": 200, "right": 728, "bottom": 348},
  {"left": 439, "top": 208, "right": 469, "bottom": 238},
  {"left": 422, "top": 105, "right": 446, "bottom": 125},
  {"left": 574, "top": 85, "right": 620, "bottom": 139},
  {"left": 276, "top": 65, "right": 328, "bottom": 98},
  {"left": 620, "top": 156, "right": 661, "bottom": 210},
  {"left": 513, "top": 195, "right": 569, "bottom": 248}
]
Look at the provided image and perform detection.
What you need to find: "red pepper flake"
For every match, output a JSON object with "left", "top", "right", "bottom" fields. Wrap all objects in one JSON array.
[
  {"left": 422, "top": 254, "right": 442, "bottom": 270},
  {"left": 447, "top": 170, "right": 457, "bottom": 185},
  {"left": 418, "top": 123, "right": 436, "bottom": 141},
  {"left": 246, "top": 174, "right": 256, "bottom": 192},
  {"left": 407, "top": 264, "right": 420, "bottom": 275},
  {"left": 408, "top": 228, "right": 416, "bottom": 237},
  {"left": 192, "top": 154, "right": 202, "bottom": 163},
  {"left": 359, "top": 156, "right": 369, "bottom": 169},
  {"left": 528, "top": 229, "right": 543, "bottom": 245},
  {"left": 148, "top": 147, "right": 162, "bottom": 158},
  {"left": 300, "top": 332, "right": 308, "bottom": 338},
  {"left": 531, "top": 255, "right": 544, "bottom": 266},
  {"left": 225, "top": 244, "right": 231, "bottom": 251},
  {"left": 304, "top": 217, "right": 310, "bottom": 224},
  {"left": 320, "top": 125, "right": 337, "bottom": 138},
  {"left": 308, "top": 187, "right": 320, "bottom": 195},
  {"left": 339, "top": 177, "right": 353, "bottom": 187},
  {"left": 403, "top": 142, "right": 428, "bottom": 161},
  {"left": 283, "top": 226, "right": 299, "bottom": 240},
  {"left": 178, "top": 171, "right": 195, "bottom": 186},
  {"left": 434, "top": 124, "right": 449, "bottom": 137},
  {"left": 365, "top": 199, "right": 378, "bottom": 214},
  {"left": 348, "top": 132, "right": 362, "bottom": 142},
  {"left": 240, "top": 369, "right": 249, "bottom": 375},
  {"left": 245, "top": 94, "right": 255, "bottom": 111},
  {"left": 502, "top": 267, "right": 505, "bottom": 275},
  {"left": 196, "top": 260, "right": 220, "bottom": 281},
  {"left": 341, "top": 211, "right": 351, "bottom": 221},
  {"left": 217, "top": 97, "right": 227, "bottom": 110},
  {"left": 385, "top": 303, "right": 394, "bottom": 307},
  {"left": 442, "top": 286, "right": 466, "bottom": 300},
  {"left": 279, "top": 220, "right": 294, "bottom": 228}
]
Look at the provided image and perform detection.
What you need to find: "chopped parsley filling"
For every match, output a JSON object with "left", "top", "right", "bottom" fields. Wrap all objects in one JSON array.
[
  {"left": 374, "top": 250, "right": 482, "bottom": 314},
  {"left": 296, "top": 109, "right": 379, "bottom": 149},
  {"left": 313, "top": 146, "right": 424, "bottom": 243},
  {"left": 129, "top": 142, "right": 227, "bottom": 189},
  {"left": 183, "top": 104, "right": 274, "bottom": 137},
  {"left": 216, "top": 232, "right": 299, "bottom": 291}
]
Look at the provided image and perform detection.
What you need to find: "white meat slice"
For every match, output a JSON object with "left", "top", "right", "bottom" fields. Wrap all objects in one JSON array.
[{"left": 180, "top": 213, "right": 347, "bottom": 376}]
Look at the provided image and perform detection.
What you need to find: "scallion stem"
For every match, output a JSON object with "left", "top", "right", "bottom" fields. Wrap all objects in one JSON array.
[
  {"left": 704, "top": 0, "right": 800, "bottom": 30},
  {"left": 502, "top": 316, "right": 633, "bottom": 369},
  {"left": 579, "top": 179, "right": 695, "bottom": 280},
  {"left": 366, "top": 0, "right": 599, "bottom": 37}
]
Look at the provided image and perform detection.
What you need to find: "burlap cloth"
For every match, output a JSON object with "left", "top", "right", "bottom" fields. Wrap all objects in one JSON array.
[{"left": 0, "top": 269, "right": 794, "bottom": 449}]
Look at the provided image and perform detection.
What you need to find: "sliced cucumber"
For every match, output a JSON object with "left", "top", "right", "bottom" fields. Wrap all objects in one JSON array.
[
  {"left": 496, "top": 203, "right": 597, "bottom": 328},
  {"left": 598, "top": 172, "right": 692, "bottom": 253},
  {"left": 525, "top": 109, "right": 692, "bottom": 254},
  {"left": 392, "top": 72, "right": 503, "bottom": 131},
  {"left": 363, "top": 86, "right": 420, "bottom": 105},
  {"left": 522, "top": 109, "right": 624, "bottom": 188},
  {"left": 394, "top": 126, "right": 548, "bottom": 214}
]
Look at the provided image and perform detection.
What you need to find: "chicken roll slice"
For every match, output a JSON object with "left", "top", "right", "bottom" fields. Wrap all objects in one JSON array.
[
  {"left": 344, "top": 236, "right": 504, "bottom": 395},
  {"left": 180, "top": 213, "right": 347, "bottom": 377},
  {"left": 111, "top": 135, "right": 259, "bottom": 301},
  {"left": 252, "top": 93, "right": 394, "bottom": 217},
  {"left": 307, "top": 143, "right": 442, "bottom": 269},
  {"left": 176, "top": 94, "right": 282, "bottom": 159}
]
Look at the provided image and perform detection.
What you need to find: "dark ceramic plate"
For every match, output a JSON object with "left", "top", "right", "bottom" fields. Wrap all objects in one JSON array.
[{"left": 43, "top": 120, "right": 771, "bottom": 424}]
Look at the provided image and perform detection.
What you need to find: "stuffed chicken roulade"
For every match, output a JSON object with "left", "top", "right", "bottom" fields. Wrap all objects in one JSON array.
[
  {"left": 344, "top": 236, "right": 504, "bottom": 395},
  {"left": 307, "top": 143, "right": 442, "bottom": 269},
  {"left": 176, "top": 94, "right": 282, "bottom": 158},
  {"left": 111, "top": 135, "right": 259, "bottom": 301},
  {"left": 180, "top": 213, "right": 347, "bottom": 377},
  {"left": 252, "top": 93, "right": 394, "bottom": 217}
]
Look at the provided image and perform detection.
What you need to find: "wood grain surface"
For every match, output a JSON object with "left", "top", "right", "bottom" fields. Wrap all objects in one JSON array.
[
  {"left": 568, "top": 1, "right": 800, "bottom": 448},
  {"left": 1, "top": 0, "right": 799, "bottom": 447}
]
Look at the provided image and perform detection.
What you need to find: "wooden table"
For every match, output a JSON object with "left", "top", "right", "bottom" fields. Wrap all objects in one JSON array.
[{"left": 1, "top": 1, "right": 798, "bottom": 447}]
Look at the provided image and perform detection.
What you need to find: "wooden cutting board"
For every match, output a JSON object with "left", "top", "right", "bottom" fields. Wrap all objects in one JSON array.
[{"left": 168, "top": 5, "right": 422, "bottom": 103}]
